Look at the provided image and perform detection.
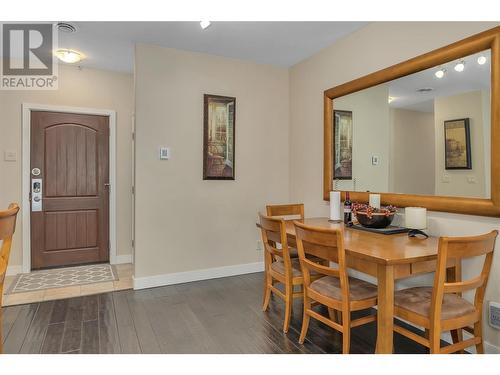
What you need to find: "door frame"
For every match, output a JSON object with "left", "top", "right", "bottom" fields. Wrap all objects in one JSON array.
[{"left": 21, "top": 103, "right": 117, "bottom": 273}]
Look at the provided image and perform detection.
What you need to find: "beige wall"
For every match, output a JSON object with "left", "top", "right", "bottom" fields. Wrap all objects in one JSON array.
[
  {"left": 289, "top": 22, "right": 500, "bottom": 351},
  {"left": 133, "top": 44, "right": 289, "bottom": 279},
  {"left": 334, "top": 84, "right": 390, "bottom": 192},
  {"left": 390, "top": 108, "right": 435, "bottom": 195},
  {"left": 435, "top": 90, "right": 489, "bottom": 198},
  {"left": 0, "top": 65, "right": 134, "bottom": 269}
]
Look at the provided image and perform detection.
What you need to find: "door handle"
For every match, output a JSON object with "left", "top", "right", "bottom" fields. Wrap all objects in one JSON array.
[
  {"left": 31, "top": 178, "right": 42, "bottom": 211},
  {"left": 104, "top": 183, "right": 110, "bottom": 188}
]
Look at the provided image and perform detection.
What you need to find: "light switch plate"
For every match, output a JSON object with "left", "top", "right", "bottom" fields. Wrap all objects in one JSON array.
[
  {"left": 371, "top": 155, "right": 380, "bottom": 165},
  {"left": 159, "top": 147, "right": 170, "bottom": 160},
  {"left": 4, "top": 150, "right": 17, "bottom": 161}
]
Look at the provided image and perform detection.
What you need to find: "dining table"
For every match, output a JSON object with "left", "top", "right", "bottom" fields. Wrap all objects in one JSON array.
[{"left": 259, "top": 217, "right": 459, "bottom": 354}]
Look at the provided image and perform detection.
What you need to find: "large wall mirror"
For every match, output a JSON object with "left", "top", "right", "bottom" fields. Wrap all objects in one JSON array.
[{"left": 324, "top": 26, "right": 500, "bottom": 217}]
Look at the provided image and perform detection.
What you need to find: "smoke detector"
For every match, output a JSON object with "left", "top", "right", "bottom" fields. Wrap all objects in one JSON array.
[
  {"left": 416, "top": 87, "right": 433, "bottom": 93},
  {"left": 56, "top": 22, "right": 77, "bottom": 33}
]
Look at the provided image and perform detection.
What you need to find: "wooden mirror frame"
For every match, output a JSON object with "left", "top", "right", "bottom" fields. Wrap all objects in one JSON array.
[{"left": 323, "top": 26, "right": 500, "bottom": 217}]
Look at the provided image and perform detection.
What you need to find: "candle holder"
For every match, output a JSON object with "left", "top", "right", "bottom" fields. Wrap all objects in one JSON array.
[
  {"left": 408, "top": 229, "right": 429, "bottom": 238},
  {"left": 405, "top": 207, "right": 428, "bottom": 239}
]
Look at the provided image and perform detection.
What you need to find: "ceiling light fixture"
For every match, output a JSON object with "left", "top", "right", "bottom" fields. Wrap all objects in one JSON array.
[
  {"left": 200, "top": 21, "right": 211, "bottom": 30},
  {"left": 435, "top": 68, "right": 446, "bottom": 79},
  {"left": 54, "top": 49, "right": 84, "bottom": 64},
  {"left": 477, "top": 55, "right": 487, "bottom": 65},
  {"left": 56, "top": 22, "right": 77, "bottom": 33},
  {"left": 454, "top": 60, "right": 465, "bottom": 72}
]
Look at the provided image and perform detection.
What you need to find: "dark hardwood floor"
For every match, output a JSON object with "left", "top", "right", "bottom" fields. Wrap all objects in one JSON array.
[{"left": 1, "top": 272, "right": 433, "bottom": 354}]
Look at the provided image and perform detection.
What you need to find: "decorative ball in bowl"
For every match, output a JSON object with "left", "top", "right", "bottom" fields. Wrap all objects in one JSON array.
[{"left": 352, "top": 204, "right": 397, "bottom": 229}]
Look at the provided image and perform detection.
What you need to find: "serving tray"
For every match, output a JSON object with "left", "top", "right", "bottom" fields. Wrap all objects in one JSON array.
[{"left": 348, "top": 223, "right": 410, "bottom": 235}]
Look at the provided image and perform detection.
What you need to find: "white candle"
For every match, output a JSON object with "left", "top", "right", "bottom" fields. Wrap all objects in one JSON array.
[
  {"left": 405, "top": 207, "right": 427, "bottom": 229},
  {"left": 369, "top": 194, "right": 381, "bottom": 209},
  {"left": 329, "top": 191, "right": 342, "bottom": 221}
]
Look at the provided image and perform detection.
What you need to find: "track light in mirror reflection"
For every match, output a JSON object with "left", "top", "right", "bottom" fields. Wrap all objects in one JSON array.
[
  {"left": 454, "top": 60, "right": 465, "bottom": 72},
  {"left": 477, "top": 55, "right": 487, "bottom": 65},
  {"left": 435, "top": 68, "right": 446, "bottom": 79}
]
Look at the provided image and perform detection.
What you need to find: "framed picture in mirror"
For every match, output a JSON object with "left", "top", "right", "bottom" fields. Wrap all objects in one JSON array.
[
  {"left": 444, "top": 118, "right": 472, "bottom": 170},
  {"left": 333, "top": 110, "right": 353, "bottom": 180}
]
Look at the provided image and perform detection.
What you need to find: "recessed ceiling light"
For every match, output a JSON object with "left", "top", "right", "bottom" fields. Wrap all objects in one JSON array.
[
  {"left": 477, "top": 55, "right": 487, "bottom": 65},
  {"left": 435, "top": 68, "right": 446, "bottom": 79},
  {"left": 200, "top": 21, "right": 211, "bottom": 30},
  {"left": 388, "top": 96, "right": 395, "bottom": 103},
  {"left": 56, "top": 22, "right": 77, "bottom": 33},
  {"left": 54, "top": 49, "right": 84, "bottom": 64},
  {"left": 454, "top": 60, "right": 465, "bottom": 72}
]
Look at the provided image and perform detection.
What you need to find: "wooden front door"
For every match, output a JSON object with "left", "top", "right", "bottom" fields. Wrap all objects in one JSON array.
[{"left": 30, "top": 111, "right": 110, "bottom": 269}]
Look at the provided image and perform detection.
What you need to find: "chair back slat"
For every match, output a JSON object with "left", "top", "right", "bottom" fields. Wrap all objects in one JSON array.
[
  {"left": 258, "top": 213, "right": 289, "bottom": 261},
  {"left": 266, "top": 204, "right": 304, "bottom": 220},
  {"left": 301, "top": 258, "right": 340, "bottom": 277},
  {"left": 294, "top": 221, "right": 350, "bottom": 303},
  {"left": 443, "top": 275, "right": 485, "bottom": 294},
  {"left": 431, "top": 230, "right": 498, "bottom": 322},
  {"left": 0, "top": 203, "right": 19, "bottom": 241},
  {"left": 444, "top": 232, "right": 498, "bottom": 259}
]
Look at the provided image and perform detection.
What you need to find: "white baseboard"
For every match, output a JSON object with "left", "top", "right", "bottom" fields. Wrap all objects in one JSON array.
[
  {"left": 111, "top": 254, "right": 133, "bottom": 265},
  {"left": 6, "top": 265, "right": 23, "bottom": 276},
  {"left": 133, "top": 261, "right": 264, "bottom": 290}
]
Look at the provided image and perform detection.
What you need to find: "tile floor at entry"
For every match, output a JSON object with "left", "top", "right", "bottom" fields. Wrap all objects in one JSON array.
[{"left": 2, "top": 263, "right": 133, "bottom": 307}]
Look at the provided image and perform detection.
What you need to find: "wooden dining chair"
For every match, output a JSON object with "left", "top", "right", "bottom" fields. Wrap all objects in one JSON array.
[
  {"left": 259, "top": 213, "right": 321, "bottom": 333},
  {"left": 294, "top": 221, "right": 378, "bottom": 353},
  {"left": 0, "top": 203, "right": 20, "bottom": 306},
  {"left": 393, "top": 230, "right": 498, "bottom": 354},
  {"left": 0, "top": 203, "right": 20, "bottom": 354},
  {"left": 266, "top": 204, "right": 304, "bottom": 259}
]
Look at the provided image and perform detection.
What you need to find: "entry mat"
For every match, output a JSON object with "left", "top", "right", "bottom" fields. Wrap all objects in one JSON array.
[
  {"left": 349, "top": 224, "right": 410, "bottom": 235},
  {"left": 6, "top": 264, "right": 118, "bottom": 294}
]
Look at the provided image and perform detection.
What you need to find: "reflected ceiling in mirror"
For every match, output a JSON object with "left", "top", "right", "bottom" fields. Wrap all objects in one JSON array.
[{"left": 333, "top": 49, "right": 491, "bottom": 199}]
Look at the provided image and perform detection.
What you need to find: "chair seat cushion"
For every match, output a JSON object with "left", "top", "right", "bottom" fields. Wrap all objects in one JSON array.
[
  {"left": 394, "top": 286, "right": 475, "bottom": 320},
  {"left": 309, "top": 275, "right": 378, "bottom": 301},
  {"left": 271, "top": 258, "right": 319, "bottom": 278}
]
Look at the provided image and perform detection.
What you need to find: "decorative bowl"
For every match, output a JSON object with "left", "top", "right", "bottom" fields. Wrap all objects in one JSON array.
[
  {"left": 355, "top": 211, "right": 395, "bottom": 228},
  {"left": 352, "top": 203, "right": 397, "bottom": 229}
]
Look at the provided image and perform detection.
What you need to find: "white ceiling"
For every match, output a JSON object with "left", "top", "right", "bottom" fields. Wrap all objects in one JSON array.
[
  {"left": 388, "top": 49, "right": 491, "bottom": 112},
  {"left": 52, "top": 21, "right": 368, "bottom": 72}
]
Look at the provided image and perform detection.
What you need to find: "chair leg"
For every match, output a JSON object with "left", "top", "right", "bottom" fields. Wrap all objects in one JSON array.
[
  {"left": 283, "top": 282, "right": 293, "bottom": 333},
  {"left": 342, "top": 310, "right": 351, "bottom": 354},
  {"left": 327, "top": 308, "right": 341, "bottom": 324},
  {"left": 262, "top": 273, "right": 272, "bottom": 311},
  {"left": 450, "top": 329, "right": 464, "bottom": 354},
  {"left": 299, "top": 295, "right": 311, "bottom": 344},
  {"left": 429, "top": 328, "right": 441, "bottom": 354},
  {"left": 474, "top": 321, "right": 484, "bottom": 354}
]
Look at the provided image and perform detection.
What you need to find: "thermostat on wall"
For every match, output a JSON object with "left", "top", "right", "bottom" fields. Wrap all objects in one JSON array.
[{"left": 159, "top": 147, "right": 170, "bottom": 160}]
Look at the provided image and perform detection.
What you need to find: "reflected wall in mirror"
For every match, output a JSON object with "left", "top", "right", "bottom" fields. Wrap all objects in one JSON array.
[{"left": 332, "top": 49, "right": 491, "bottom": 199}]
